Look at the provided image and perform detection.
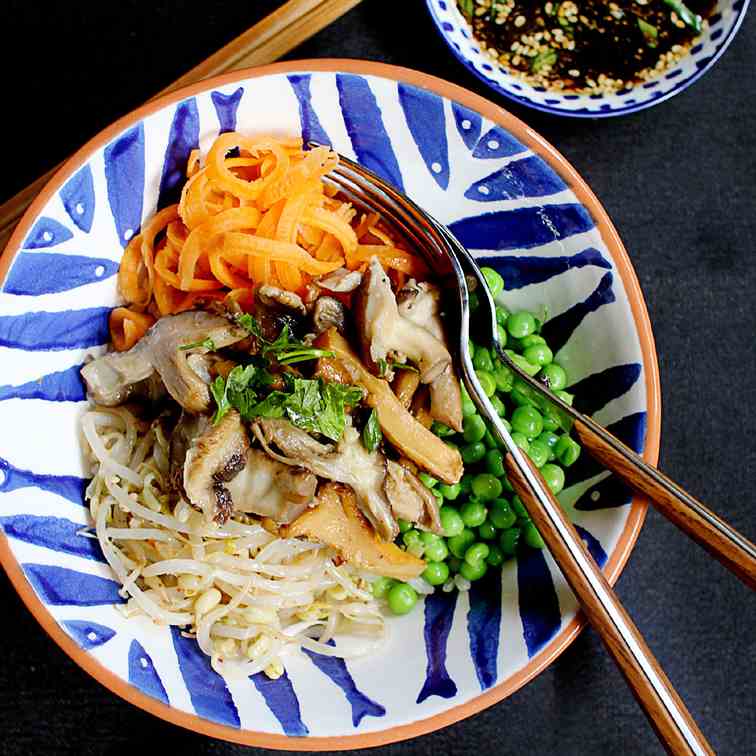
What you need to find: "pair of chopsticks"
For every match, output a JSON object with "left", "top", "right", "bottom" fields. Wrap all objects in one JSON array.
[{"left": 0, "top": 0, "right": 363, "bottom": 253}]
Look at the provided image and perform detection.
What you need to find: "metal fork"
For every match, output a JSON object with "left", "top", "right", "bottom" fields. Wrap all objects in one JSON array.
[{"left": 324, "top": 151, "right": 715, "bottom": 755}]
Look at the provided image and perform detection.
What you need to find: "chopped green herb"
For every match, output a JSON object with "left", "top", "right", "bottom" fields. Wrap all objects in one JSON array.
[
  {"left": 179, "top": 337, "right": 215, "bottom": 352},
  {"left": 210, "top": 376, "right": 231, "bottom": 424},
  {"left": 319, "top": 383, "right": 365, "bottom": 441},
  {"left": 637, "top": 18, "right": 658, "bottom": 47},
  {"left": 235, "top": 315, "right": 334, "bottom": 365},
  {"left": 662, "top": 0, "right": 702, "bottom": 33},
  {"left": 362, "top": 408, "right": 382, "bottom": 453},
  {"left": 531, "top": 48, "right": 557, "bottom": 74},
  {"left": 391, "top": 362, "right": 419, "bottom": 373},
  {"left": 377, "top": 358, "right": 389, "bottom": 377}
]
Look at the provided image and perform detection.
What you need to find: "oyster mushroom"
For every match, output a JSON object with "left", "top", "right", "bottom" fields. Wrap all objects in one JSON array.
[{"left": 312, "top": 296, "right": 346, "bottom": 334}]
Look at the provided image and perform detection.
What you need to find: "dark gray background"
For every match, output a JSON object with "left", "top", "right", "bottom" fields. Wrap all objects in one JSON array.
[{"left": 1, "top": 2, "right": 754, "bottom": 754}]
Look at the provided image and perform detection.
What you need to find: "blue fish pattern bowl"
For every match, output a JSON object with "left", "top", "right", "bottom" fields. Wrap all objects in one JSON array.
[
  {"left": 426, "top": 0, "right": 750, "bottom": 117},
  {"left": 0, "top": 61, "right": 660, "bottom": 748}
]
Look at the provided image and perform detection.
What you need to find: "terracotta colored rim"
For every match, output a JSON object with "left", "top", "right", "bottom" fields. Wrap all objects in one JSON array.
[{"left": 0, "top": 59, "right": 661, "bottom": 750}]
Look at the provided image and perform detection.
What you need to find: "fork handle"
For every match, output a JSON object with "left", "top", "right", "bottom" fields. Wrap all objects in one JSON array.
[
  {"left": 504, "top": 453, "right": 714, "bottom": 756},
  {"left": 573, "top": 417, "right": 756, "bottom": 591}
]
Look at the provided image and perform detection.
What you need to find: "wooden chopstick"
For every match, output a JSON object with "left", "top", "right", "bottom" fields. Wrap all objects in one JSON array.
[{"left": 0, "top": 0, "right": 363, "bottom": 253}]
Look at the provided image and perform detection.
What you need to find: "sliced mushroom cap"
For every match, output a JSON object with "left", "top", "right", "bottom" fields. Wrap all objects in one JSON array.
[
  {"left": 183, "top": 410, "right": 249, "bottom": 523},
  {"left": 283, "top": 484, "right": 425, "bottom": 581},
  {"left": 252, "top": 418, "right": 399, "bottom": 541},
  {"left": 169, "top": 411, "right": 210, "bottom": 498},
  {"left": 316, "top": 267, "right": 362, "bottom": 293},
  {"left": 397, "top": 280, "right": 444, "bottom": 340},
  {"left": 257, "top": 285, "right": 307, "bottom": 316},
  {"left": 312, "top": 296, "right": 346, "bottom": 334},
  {"left": 81, "top": 311, "right": 248, "bottom": 412},
  {"left": 384, "top": 460, "right": 443, "bottom": 535}
]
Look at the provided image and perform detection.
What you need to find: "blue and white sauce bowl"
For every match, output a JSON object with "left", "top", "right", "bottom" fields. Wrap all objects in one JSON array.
[
  {"left": 427, "top": 0, "right": 749, "bottom": 117},
  {"left": 0, "top": 61, "right": 660, "bottom": 748}
]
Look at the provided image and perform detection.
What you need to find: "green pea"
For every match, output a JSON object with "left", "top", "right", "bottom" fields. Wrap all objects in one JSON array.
[
  {"left": 554, "top": 436, "right": 581, "bottom": 467},
  {"left": 541, "top": 411, "right": 561, "bottom": 432},
  {"left": 462, "top": 441, "right": 486, "bottom": 464},
  {"left": 511, "top": 405, "right": 544, "bottom": 438},
  {"left": 464, "top": 542, "right": 490, "bottom": 566},
  {"left": 418, "top": 472, "right": 438, "bottom": 488},
  {"left": 473, "top": 347, "right": 494, "bottom": 372},
  {"left": 460, "top": 499, "right": 487, "bottom": 528},
  {"left": 540, "top": 363, "right": 567, "bottom": 391},
  {"left": 518, "top": 334, "right": 546, "bottom": 348},
  {"left": 537, "top": 431, "right": 560, "bottom": 459},
  {"left": 387, "top": 582, "right": 418, "bottom": 615},
  {"left": 499, "top": 526, "right": 521, "bottom": 555},
  {"left": 527, "top": 440, "right": 550, "bottom": 468},
  {"left": 486, "top": 544, "right": 504, "bottom": 567},
  {"left": 489, "top": 395, "right": 506, "bottom": 416},
  {"left": 459, "top": 473, "right": 475, "bottom": 495},
  {"left": 506, "top": 311, "right": 536, "bottom": 339},
  {"left": 402, "top": 529, "right": 422, "bottom": 548},
  {"left": 506, "top": 350, "right": 541, "bottom": 377},
  {"left": 422, "top": 535, "right": 449, "bottom": 562},
  {"left": 431, "top": 421, "right": 456, "bottom": 437},
  {"left": 523, "top": 521, "right": 545, "bottom": 549},
  {"left": 460, "top": 383, "right": 477, "bottom": 417},
  {"left": 476, "top": 370, "right": 497, "bottom": 397},
  {"left": 463, "top": 414, "right": 486, "bottom": 443},
  {"left": 555, "top": 389, "right": 574, "bottom": 406},
  {"left": 448, "top": 556, "right": 463, "bottom": 573},
  {"left": 485, "top": 448, "right": 505, "bottom": 477},
  {"left": 489, "top": 498, "right": 517, "bottom": 529},
  {"left": 523, "top": 343, "right": 554, "bottom": 367},
  {"left": 398, "top": 518, "right": 412, "bottom": 533},
  {"left": 501, "top": 475, "right": 514, "bottom": 492},
  {"left": 483, "top": 428, "right": 499, "bottom": 449},
  {"left": 468, "top": 340, "right": 476, "bottom": 359},
  {"left": 492, "top": 365, "right": 513, "bottom": 394},
  {"left": 439, "top": 506, "right": 465, "bottom": 537},
  {"left": 371, "top": 576, "right": 396, "bottom": 599},
  {"left": 433, "top": 488, "right": 443, "bottom": 507},
  {"left": 511, "top": 495, "right": 528, "bottom": 518},
  {"left": 495, "top": 305, "right": 509, "bottom": 325},
  {"left": 478, "top": 520, "right": 497, "bottom": 541},
  {"left": 460, "top": 559, "right": 488, "bottom": 581},
  {"left": 510, "top": 432, "right": 529, "bottom": 452},
  {"left": 448, "top": 528, "right": 476, "bottom": 558},
  {"left": 471, "top": 473, "right": 503, "bottom": 502},
  {"left": 510, "top": 388, "right": 533, "bottom": 408},
  {"left": 422, "top": 561, "right": 450, "bottom": 586},
  {"left": 541, "top": 463, "right": 566, "bottom": 494},
  {"left": 438, "top": 481, "right": 462, "bottom": 501},
  {"left": 469, "top": 291, "right": 480, "bottom": 312},
  {"left": 497, "top": 324, "right": 508, "bottom": 347},
  {"left": 481, "top": 266, "right": 504, "bottom": 297}
]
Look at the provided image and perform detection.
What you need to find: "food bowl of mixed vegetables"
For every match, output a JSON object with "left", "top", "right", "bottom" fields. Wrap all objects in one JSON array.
[
  {"left": 427, "top": 0, "right": 749, "bottom": 116},
  {"left": 0, "top": 61, "right": 660, "bottom": 748}
]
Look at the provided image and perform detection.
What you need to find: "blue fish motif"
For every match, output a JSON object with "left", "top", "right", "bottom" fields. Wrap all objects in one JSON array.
[
  {"left": 417, "top": 589, "right": 458, "bottom": 703},
  {"left": 288, "top": 74, "right": 330, "bottom": 146},
  {"left": 517, "top": 549, "right": 561, "bottom": 657},
  {"left": 0, "top": 306, "right": 110, "bottom": 351},
  {"left": 452, "top": 101, "right": 482, "bottom": 149},
  {"left": 170, "top": 626, "right": 240, "bottom": 727},
  {"left": 251, "top": 670, "right": 309, "bottom": 736},
  {"left": 3, "top": 252, "right": 118, "bottom": 296},
  {"left": 22, "top": 563, "right": 123, "bottom": 606},
  {"left": 568, "top": 412, "right": 647, "bottom": 486},
  {"left": 472, "top": 125, "right": 526, "bottom": 159},
  {"left": 540, "top": 271, "right": 615, "bottom": 355},
  {"left": 448, "top": 204, "right": 595, "bottom": 252},
  {"left": 0, "top": 455, "right": 86, "bottom": 505},
  {"left": 465, "top": 155, "right": 566, "bottom": 202},
  {"left": 303, "top": 641, "right": 385, "bottom": 727},
  {"left": 158, "top": 98, "right": 199, "bottom": 209},
  {"left": 570, "top": 363, "right": 642, "bottom": 417},
  {"left": 467, "top": 572, "right": 502, "bottom": 690},
  {"left": 104, "top": 125, "right": 145, "bottom": 247},
  {"left": 22, "top": 217, "right": 73, "bottom": 250},
  {"left": 398, "top": 84, "right": 449, "bottom": 189},
  {"left": 63, "top": 620, "right": 116, "bottom": 650},
  {"left": 60, "top": 165, "right": 95, "bottom": 233},
  {"left": 211, "top": 87, "right": 243, "bottom": 133},
  {"left": 336, "top": 74, "right": 404, "bottom": 190},
  {"left": 484, "top": 247, "right": 611, "bottom": 291},
  {"left": 575, "top": 525, "right": 608, "bottom": 567},
  {"left": 0, "top": 515, "right": 105, "bottom": 563},
  {"left": 129, "top": 640, "right": 169, "bottom": 705},
  {"left": 0, "top": 363, "right": 86, "bottom": 403}
]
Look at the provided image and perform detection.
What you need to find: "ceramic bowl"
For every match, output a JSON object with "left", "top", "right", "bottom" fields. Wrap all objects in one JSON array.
[
  {"left": 0, "top": 60, "right": 659, "bottom": 748},
  {"left": 426, "top": 0, "right": 749, "bottom": 117}
]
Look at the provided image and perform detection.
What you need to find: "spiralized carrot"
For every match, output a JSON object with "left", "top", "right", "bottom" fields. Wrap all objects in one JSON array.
[
  {"left": 111, "top": 131, "right": 429, "bottom": 339},
  {"left": 109, "top": 307, "right": 155, "bottom": 352}
]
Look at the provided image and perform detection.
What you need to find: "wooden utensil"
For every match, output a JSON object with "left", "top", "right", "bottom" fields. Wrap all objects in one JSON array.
[{"left": 0, "top": 0, "right": 363, "bottom": 252}]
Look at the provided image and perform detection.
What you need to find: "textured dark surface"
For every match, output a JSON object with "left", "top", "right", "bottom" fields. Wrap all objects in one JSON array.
[{"left": 1, "top": 2, "right": 755, "bottom": 754}]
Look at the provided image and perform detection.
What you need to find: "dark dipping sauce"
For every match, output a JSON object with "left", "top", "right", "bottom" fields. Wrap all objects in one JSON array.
[{"left": 458, "top": 0, "right": 716, "bottom": 93}]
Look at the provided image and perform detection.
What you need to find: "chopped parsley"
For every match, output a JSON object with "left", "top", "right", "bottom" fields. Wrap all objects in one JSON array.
[
  {"left": 179, "top": 337, "right": 216, "bottom": 352},
  {"left": 235, "top": 313, "right": 335, "bottom": 365}
]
